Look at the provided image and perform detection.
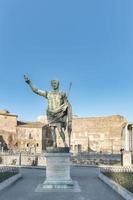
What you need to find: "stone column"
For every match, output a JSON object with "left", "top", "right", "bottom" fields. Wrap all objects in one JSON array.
[
  {"left": 124, "top": 124, "right": 129, "bottom": 151},
  {"left": 131, "top": 125, "right": 133, "bottom": 153},
  {"left": 122, "top": 151, "right": 132, "bottom": 166}
]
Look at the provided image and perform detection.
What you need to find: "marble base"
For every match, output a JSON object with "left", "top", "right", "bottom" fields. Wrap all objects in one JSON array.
[
  {"left": 35, "top": 181, "right": 81, "bottom": 192},
  {"left": 35, "top": 147, "right": 81, "bottom": 192},
  {"left": 122, "top": 151, "right": 132, "bottom": 166},
  {"left": 43, "top": 180, "right": 74, "bottom": 189}
]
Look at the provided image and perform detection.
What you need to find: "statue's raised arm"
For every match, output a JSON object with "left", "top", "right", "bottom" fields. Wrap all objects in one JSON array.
[{"left": 24, "top": 75, "right": 47, "bottom": 98}]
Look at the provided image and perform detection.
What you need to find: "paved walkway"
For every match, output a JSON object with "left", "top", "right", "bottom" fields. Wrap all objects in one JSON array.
[{"left": 0, "top": 167, "right": 124, "bottom": 200}]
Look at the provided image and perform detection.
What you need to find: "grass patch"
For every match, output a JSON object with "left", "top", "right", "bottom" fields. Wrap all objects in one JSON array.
[
  {"left": 103, "top": 172, "right": 133, "bottom": 193},
  {"left": 0, "top": 172, "right": 17, "bottom": 183}
]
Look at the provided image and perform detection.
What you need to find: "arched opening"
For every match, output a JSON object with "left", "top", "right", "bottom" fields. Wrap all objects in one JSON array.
[{"left": 122, "top": 123, "right": 133, "bottom": 153}]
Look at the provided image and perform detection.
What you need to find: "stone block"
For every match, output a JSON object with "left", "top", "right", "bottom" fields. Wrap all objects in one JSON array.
[
  {"left": 43, "top": 149, "right": 73, "bottom": 189},
  {"left": 35, "top": 147, "right": 80, "bottom": 192},
  {"left": 122, "top": 151, "right": 132, "bottom": 166}
]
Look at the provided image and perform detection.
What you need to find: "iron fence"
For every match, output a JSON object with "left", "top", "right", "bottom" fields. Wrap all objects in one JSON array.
[
  {"left": 0, "top": 166, "right": 19, "bottom": 174},
  {"left": 100, "top": 166, "right": 133, "bottom": 173}
]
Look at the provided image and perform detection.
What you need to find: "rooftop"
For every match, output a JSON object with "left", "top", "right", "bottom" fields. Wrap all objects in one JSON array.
[
  {"left": 72, "top": 115, "right": 126, "bottom": 121},
  {"left": 0, "top": 109, "right": 18, "bottom": 117},
  {"left": 17, "top": 121, "right": 47, "bottom": 128}
]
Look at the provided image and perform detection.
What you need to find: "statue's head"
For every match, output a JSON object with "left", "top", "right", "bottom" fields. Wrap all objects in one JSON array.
[{"left": 51, "top": 80, "right": 59, "bottom": 90}]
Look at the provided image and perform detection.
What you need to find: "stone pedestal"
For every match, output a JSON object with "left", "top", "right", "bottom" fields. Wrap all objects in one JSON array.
[
  {"left": 122, "top": 151, "right": 132, "bottom": 166},
  {"left": 35, "top": 147, "right": 80, "bottom": 192},
  {"left": 43, "top": 147, "right": 74, "bottom": 189}
]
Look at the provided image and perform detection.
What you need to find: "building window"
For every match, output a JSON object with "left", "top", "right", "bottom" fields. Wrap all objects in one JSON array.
[{"left": 36, "top": 143, "right": 39, "bottom": 147}]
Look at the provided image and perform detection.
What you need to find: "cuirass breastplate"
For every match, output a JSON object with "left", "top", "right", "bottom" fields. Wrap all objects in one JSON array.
[{"left": 47, "top": 92, "right": 64, "bottom": 110}]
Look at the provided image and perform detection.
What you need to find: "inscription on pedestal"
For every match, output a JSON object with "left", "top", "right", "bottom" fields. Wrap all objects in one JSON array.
[{"left": 44, "top": 152, "right": 72, "bottom": 185}]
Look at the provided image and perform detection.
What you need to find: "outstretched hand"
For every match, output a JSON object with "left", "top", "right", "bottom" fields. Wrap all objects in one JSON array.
[{"left": 24, "top": 75, "right": 31, "bottom": 84}]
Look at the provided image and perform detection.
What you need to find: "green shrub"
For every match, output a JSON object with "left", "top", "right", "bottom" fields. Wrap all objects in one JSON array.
[
  {"left": 103, "top": 172, "right": 133, "bottom": 193},
  {"left": 0, "top": 172, "right": 17, "bottom": 183}
]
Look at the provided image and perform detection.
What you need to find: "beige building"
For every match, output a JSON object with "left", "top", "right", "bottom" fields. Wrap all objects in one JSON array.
[
  {"left": 0, "top": 110, "right": 17, "bottom": 149},
  {"left": 16, "top": 122, "right": 45, "bottom": 153},
  {"left": 17, "top": 122, "right": 51, "bottom": 153},
  {"left": 70, "top": 115, "right": 127, "bottom": 153},
  {"left": 0, "top": 110, "right": 52, "bottom": 153},
  {"left": 0, "top": 109, "right": 129, "bottom": 154}
]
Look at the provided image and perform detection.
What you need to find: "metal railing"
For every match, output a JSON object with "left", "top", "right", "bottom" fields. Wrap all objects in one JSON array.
[
  {"left": 100, "top": 166, "right": 133, "bottom": 173},
  {"left": 0, "top": 166, "right": 19, "bottom": 174}
]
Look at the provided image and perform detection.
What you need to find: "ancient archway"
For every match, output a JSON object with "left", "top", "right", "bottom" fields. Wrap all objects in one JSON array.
[{"left": 122, "top": 123, "right": 133, "bottom": 153}]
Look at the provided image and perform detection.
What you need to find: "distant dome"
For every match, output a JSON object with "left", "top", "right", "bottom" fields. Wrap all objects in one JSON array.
[{"left": 37, "top": 115, "right": 47, "bottom": 123}]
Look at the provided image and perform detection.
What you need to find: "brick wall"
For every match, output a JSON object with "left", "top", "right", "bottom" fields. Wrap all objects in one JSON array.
[
  {"left": 16, "top": 127, "right": 42, "bottom": 153},
  {"left": 0, "top": 114, "right": 17, "bottom": 133},
  {"left": 70, "top": 115, "right": 126, "bottom": 153}
]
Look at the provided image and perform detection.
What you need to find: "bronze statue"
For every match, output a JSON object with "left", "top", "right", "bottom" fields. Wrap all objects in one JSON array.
[{"left": 24, "top": 75, "right": 72, "bottom": 148}]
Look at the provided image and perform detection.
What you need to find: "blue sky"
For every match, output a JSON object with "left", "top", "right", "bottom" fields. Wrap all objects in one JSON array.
[{"left": 0, "top": 0, "right": 133, "bottom": 121}]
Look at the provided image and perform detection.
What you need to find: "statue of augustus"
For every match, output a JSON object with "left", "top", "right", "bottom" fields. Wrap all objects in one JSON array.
[{"left": 24, "top": 75, "right": 72, "bottom": 148}]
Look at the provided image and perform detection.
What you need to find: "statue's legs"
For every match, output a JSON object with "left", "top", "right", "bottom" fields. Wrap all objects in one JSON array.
[
  {"left": 50, "top": 126, "right": 57, "bottom": 148},
  {"left": 57, "top": 127, "right": 68, "bottom": 147}
]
